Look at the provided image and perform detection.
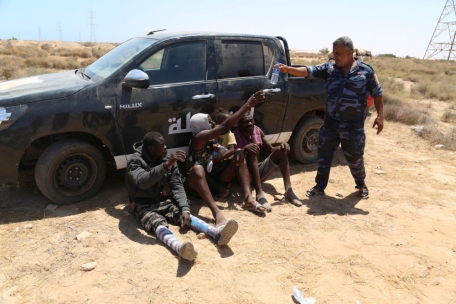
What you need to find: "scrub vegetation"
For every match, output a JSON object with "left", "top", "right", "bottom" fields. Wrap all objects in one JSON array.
[
  {"left": 1, "top": 42, "right": 455, "bottom": 150},
  {"left": 0, "top": 40, "right": 115, "bottom": 81}
]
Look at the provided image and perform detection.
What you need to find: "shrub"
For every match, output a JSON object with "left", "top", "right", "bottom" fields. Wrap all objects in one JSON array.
[
  {"left": 78, "top": 42, "right": 96, "bottom": 47},
  {"left": 0, "top": 66, "right": 15, "bottom": 80},
  {"left": 91, "top": 47, "right": 106, "bottom": 59},
  {"left": 420, "top": 126, "right": 456, "bottom": 150},
  {"left": 319, "top": 48, "right": 329, "bottom": 54},
  {"left": 377, "top": 54, "right": 397, "bottom": 58},
  {"left": 442, "top": 109, "right": 456, "bottom": 123},
  {"left": 384, "top": 102, "right": 433, "bottom": 125}
]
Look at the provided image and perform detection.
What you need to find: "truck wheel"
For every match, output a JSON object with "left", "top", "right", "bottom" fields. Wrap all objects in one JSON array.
[
  {"left": 289, "top": 116, "right": 324, "bottom": 164},
  {"left": 35, "top": 139, "right": 106, "bottom": 205}
]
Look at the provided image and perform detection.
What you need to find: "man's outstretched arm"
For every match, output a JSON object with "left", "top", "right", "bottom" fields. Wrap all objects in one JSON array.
[{"left": 278, "top": 64, "right": 309, "bottom": 77}]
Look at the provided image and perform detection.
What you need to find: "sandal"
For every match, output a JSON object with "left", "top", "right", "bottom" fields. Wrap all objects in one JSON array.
[
  {"left": 241, "top": 200, "right": 265, "bottom": 213},
  {"left": 355, "top": 185, "right": 369, "bottom": 199},
  {"left": 256, "top": 196, "right": 272, "bottom": 212},
  {"left": 306, "top": 187, "right": 325, "bottom": 198}
]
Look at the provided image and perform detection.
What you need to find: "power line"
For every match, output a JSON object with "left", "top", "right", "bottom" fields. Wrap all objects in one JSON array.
[
  {"left": 424, "top": 0, "right": 456, "bottom": 60},
  {"left": 89, "top": 9, "right": 96, "bottom": 43}
]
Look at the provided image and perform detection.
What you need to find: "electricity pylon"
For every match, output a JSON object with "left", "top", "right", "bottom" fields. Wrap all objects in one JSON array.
[
  {"left": 89, "top": 9, "right": 96, "bottom": 43},
  {"left": 424, "top": 0, "right": 456, "bottom": 60}
]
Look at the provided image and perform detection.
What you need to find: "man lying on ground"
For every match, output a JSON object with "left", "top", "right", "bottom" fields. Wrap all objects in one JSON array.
[
  {"left": 125, "top": 131, "right": 239, "bottom": 262},
  {"left": 233, "top": 112, "right": 303, "bottom": 212}
]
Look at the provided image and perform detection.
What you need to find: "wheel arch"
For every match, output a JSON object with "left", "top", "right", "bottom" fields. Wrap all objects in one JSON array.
[
  {"left": 290, "top": 108, "right": 325, "bottom": 136},
  {"left": 20, "top": 131, "right": 116, "bottom": 169}
]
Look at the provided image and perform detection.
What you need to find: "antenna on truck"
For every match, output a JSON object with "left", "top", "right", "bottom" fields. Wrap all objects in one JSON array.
[{"left": 147, "top": 29, "right": 166, "bottom": 35}]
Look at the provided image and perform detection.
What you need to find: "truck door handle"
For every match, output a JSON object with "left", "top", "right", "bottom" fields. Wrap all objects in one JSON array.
[
  {"left": 192, "top": 93, "right": 215, "bottom": 100},
  {"left": 262, "top": 88, "right": 281, "bottom": 94}
]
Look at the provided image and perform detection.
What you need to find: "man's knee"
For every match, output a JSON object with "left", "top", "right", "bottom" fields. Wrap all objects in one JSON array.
[
  {"left": 141, "top": 211, "right": 167, "bottom": 234},
  {"left": 189, "top": 165, "right": 206, "bottom": 179}
]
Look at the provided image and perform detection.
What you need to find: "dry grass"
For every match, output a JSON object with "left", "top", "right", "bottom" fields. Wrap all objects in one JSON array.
[
  {"left": 0, "top": 40, "right": 114, "bottom": 81},
  {"left": 420, "top": 126, "right": 456, "bottom": 150},
  {"left": 442, "top": 108, "right": 456, "bottom": 124}
]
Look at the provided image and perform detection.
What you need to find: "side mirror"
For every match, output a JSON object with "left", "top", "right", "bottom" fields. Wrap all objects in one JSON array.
[{"left": 122, "top": 69, "right": 150, "bottom": 89}]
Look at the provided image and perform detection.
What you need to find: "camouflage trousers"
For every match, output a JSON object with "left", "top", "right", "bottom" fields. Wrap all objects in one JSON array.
[
  {"left": 133, "top": 196, "right": 183, "bottom": 234},
  {"left": 315, "top": 117, "right": 366, "bottom": 191}
]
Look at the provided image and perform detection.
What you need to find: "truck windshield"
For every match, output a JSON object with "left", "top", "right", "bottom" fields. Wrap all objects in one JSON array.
[{"left": 85, "top": 38, "right": 156, "bottom": 80}]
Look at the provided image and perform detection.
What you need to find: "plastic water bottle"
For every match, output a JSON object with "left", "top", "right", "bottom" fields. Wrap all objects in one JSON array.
[
  {"left": 217, "top": 146, "right": 228, "bottom": 158},
  {"left": 206, "top": 155, "right": 214, "bottom": 173},
  {"left": 270, "top": 62, "right": 280, "bottom": 85}
]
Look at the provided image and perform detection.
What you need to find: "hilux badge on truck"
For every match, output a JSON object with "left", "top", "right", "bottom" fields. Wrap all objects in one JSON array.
[
  {"left": 0, "top": 107, "right": 12, "bottom": 124},
  {"left": 119, "top": 103, "right": 142, "bottom": 109}
]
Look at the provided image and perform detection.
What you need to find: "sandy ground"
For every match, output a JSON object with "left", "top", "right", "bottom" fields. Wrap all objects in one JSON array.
[
  {"left": 1, "top": 112, "right": 455, "bottom": 304},
  {"left": 0, "top": 42, "right": 455, "bottom": 302}
]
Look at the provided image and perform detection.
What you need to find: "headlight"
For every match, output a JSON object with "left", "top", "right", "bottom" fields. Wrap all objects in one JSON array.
[{"left": 0, "top": 104, "right": 28, "bottom": 131}]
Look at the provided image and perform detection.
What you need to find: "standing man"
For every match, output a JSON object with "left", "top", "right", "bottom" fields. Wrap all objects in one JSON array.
[
  {"left": 126, "top": 131, "right": 239, "bottom": 262},
  {"left": 279, "top": 36, "right": 383, "bottom": 199}
]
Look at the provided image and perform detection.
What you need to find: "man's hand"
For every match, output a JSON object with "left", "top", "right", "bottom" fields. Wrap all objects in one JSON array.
[
  {"left": 278, "top": 63, "right": 289, "bottom": 73},
  {"left": 278, "top": 143, "right": 290, "bottom": 154},
  {"left": 180, "top": 212, "right": 191, "bottom": 229},
  {"left": 164, "top": 150, "right": 186, "bottom": 169},
  {"left": 247, "top": 91, "right": 265, "bottom": 108},
  {"left": 244, "top": 143, "right": 260, "bottom": 155},
  {"left": 372, "top": 116, "right": 384, "bottom": 135},
  {"left": 233, "top": 148, "right": 245, "bottom": 166}
]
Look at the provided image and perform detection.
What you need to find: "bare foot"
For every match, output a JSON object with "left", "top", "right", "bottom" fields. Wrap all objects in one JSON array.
[{"left": 285, "top": 188, "right": 303, "bottom": 206}]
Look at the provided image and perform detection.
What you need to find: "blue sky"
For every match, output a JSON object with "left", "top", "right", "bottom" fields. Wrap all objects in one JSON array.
[{"left": 0, "top": 0, "right": 448, "bottom": 58}]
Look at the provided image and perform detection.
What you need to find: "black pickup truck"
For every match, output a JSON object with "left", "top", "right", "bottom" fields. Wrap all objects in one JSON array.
[{"left": 0, "top": 32, "right": 326, "bottom": 204}]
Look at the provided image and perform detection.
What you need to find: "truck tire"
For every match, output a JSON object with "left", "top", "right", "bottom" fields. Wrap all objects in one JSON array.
[
  {"left": 35, "top": 139, "right": 106, "bottom": 205},
  {"left": 289, "top": 116, "right": 324, "bottom": 164}
]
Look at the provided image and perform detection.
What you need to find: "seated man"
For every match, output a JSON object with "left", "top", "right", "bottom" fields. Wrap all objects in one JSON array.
[
  {"left": 233, "top": 113, "right": 303, "bottom": 212},
  {"left": 126, "top": 131, "right": 239, "bottom": 262},
  {"left": 187, "top": 91, "right": 267, "bottom": 222},
  {"left": 208, "top": 108, "right": 239, "bottom": 198}
]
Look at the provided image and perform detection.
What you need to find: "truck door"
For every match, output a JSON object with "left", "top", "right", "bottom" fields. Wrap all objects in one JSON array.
[
  {"left": 117, "top": 40, "right": 217, "bottom": 159},
  {"left": 215, "top": 39, "right": 287, "bottom": 142}
]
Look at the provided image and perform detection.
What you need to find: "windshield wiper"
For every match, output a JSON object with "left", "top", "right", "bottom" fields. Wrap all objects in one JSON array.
[{"left": 76, "top": 68, "right": 91, "bottom": 80}]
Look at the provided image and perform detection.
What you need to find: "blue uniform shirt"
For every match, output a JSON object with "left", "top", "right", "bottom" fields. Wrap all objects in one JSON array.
[{"left": 306, "top": 60, "right": 383, "bottom": 121}]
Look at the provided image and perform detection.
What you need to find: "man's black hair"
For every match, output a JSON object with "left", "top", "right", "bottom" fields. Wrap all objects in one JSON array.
[
  {"left": 242, "top": 111, "right": 253, "bottom": 119},
  {"left": 143, "top": 131, "right": 163, "bottom": 148},
  {"left": 216, "top": 107, "right": 230, "bottom": 122}
]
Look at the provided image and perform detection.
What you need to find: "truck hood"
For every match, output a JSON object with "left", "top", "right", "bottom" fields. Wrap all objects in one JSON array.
[{"left": 0, "top": 70, "right": 91, "bottom": 106}]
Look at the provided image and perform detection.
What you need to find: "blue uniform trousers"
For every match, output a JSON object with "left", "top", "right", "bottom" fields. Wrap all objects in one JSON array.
[{"left": 315, "top": 117, "right": 366, "bottom": 191}]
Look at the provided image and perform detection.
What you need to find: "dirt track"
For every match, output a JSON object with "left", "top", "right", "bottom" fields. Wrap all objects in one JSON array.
[{"left": 1, "top": 106, "right": 456, "bottom": 303}]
